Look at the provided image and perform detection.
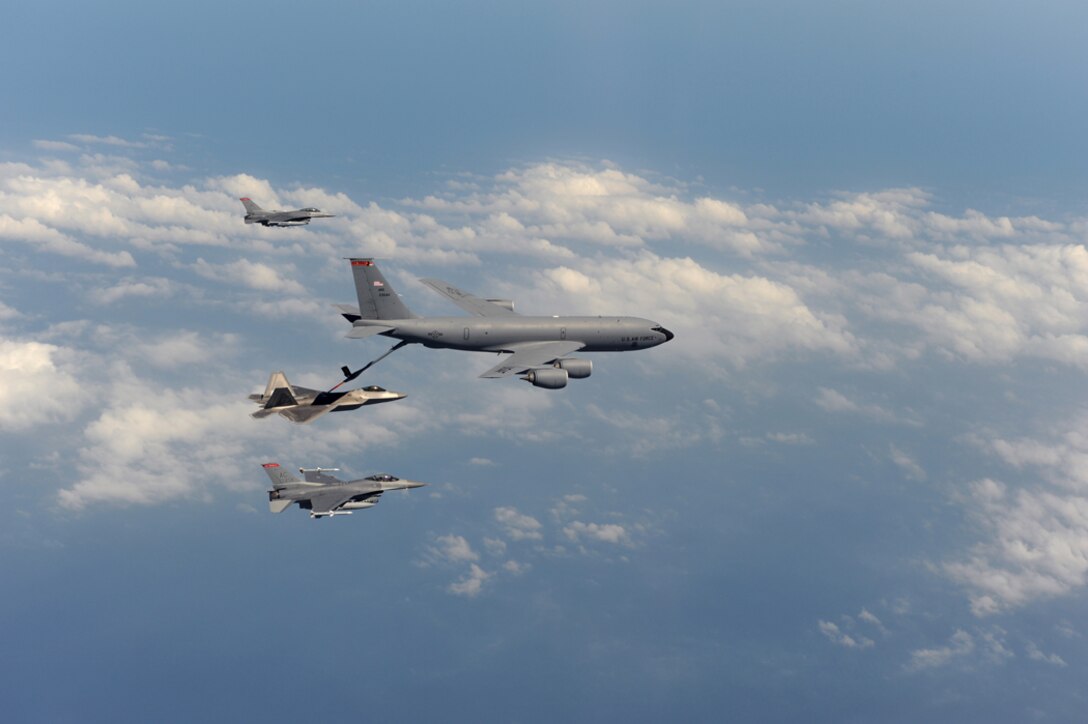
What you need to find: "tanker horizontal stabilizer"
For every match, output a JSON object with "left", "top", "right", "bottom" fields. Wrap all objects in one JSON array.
[{"left": 346, "top": 324, "right": 395, "bottom": 339}]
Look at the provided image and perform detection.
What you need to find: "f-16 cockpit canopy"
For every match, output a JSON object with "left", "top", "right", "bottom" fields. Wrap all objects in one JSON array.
[
  {"left": 300, "top": 207, "right": 321, "bottom": 213},
  {"left": 365, "top": 473, "right": 399, "bottom": 482}
]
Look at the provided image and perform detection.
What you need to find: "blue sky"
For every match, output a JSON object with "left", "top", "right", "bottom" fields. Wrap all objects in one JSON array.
[{"left": 2, "top": 2, "right": 1088, "bottom": 722}]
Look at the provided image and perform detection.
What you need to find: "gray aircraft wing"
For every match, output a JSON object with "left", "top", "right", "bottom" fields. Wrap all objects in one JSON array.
[
  {"left": 418, "top": 278, "right": 519, "bottom": 317},
  {"left": 277, "top": 405, "right": 336, "bottom": 424},
  {"left": 306, "top": 489, "right": 369, "bottom": 516},
  {"left": 479, "top": 341, "right": 585, "bottom": 378}
]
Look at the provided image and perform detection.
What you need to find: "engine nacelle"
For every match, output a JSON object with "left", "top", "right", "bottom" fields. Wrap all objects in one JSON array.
[
  {"left": 522, "top": 368, "right": 568, "bottom": 389},
  {"left": 556, "top": 358, "right": 592, "bottom": 379},
  {"left": 485, "top": 298, "right": 516, "bottom": 312}
]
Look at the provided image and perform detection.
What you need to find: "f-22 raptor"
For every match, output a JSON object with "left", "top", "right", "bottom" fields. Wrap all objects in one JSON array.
[
  {"left": 240, "top": 197, "right": 334, "bottom": 227},
  {"left": 335, "top": 258, "right": 674, "bottom": 389},
  {"left": 249, "top": 371, "right": 404, "bottom": 423},
  {"left": 262, "top": 462, "right": 427, "bottom": 519}
]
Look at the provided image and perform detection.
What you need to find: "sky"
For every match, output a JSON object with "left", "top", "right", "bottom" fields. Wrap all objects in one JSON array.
[{"left": 2, "top": 1, "right": 1088, "bottom": 721}]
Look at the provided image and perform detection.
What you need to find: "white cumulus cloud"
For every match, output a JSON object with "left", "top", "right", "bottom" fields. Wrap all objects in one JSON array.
[
  {"left": 448, "top": 563, "right": 491, "bottom": 597},
  {"left": 564, "top": 521, "right": 631, "bottom": 546},
  {"left": 0, "top": 340, "right": 88, "bottom": 431},
  {"left": 818, "top": 620, "right": 874, "bottom": 650},
  {"left": 494, "top": 506, "right": 544, "bottom": 541},
  {"left": 430, "top": 534, "right": 480, "bottom": 564},
  {"left": 905, "top": 629, "right": 975, "bottom": 671}
]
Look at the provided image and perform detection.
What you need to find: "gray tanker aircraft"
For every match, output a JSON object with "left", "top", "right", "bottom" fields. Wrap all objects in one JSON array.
[
  {"left": 262, "top": 462, "right": 426, "bottom": 519},
  {"left": 334, "top": 258, "right": 674, "bottom": 389},
  {"left": 239, "top": 197, "right": 334, "bottom": 227},
  {"left": 250, "top": 371, "right": 405, "bottom": 423}
]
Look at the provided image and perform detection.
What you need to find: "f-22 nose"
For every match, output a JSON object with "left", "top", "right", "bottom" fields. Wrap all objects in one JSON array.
[{"left": 652, "top": 325, "right": 675, "bottom": 343}]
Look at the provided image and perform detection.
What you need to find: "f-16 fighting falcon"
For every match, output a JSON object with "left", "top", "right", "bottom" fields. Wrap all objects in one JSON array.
[
  {"left": 249, "top": 371, "right": 405, "bottom": 423},
  {"left": 262, "top": 463, "right": 427, "bottom": 519},
  {"left": 239, "top": 197, "right": 335, "bottom": 227},
  {"left": 334, "top": 258, "right": 674, "bottom": 389}
]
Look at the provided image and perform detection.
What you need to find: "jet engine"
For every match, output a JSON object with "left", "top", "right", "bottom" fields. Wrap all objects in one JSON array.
[
  {"left": 485, "top": 299, "right": 516, "bottom": 312},
  {"left": 522, "top": 368, "right": 568, "bottom": 389},
  {"left": 556, "top": 358, "right": 592, "bottom": 379}
]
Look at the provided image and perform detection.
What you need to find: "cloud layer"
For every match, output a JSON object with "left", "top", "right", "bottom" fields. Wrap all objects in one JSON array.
[{"left": 4, "top": 140, "right": 1088, "bottom": 623}]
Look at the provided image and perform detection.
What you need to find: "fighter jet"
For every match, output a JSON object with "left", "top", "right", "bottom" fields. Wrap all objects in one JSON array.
[
  {"left": 262, "top": 462, "right": 427, "bottom": 519},
  {"left": 249, "top": 371, "right": 405, "bottom": 423},
  {"left": 239, "top": 197, "right": 334, "bottom": 227},
  {"left": 334, "top": 258, "right": 674, "bottom": 389}
]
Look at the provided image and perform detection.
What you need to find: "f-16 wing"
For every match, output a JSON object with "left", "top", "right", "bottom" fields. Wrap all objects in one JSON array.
[
  {"left": 306, "top": 489, "right": 380, "bottom": 516},
  {"left": 418, "top": 278, "right": 519, "bottom": 317},
  {"left": 479, "top": 341, "right": 585, "bottom": 378}
]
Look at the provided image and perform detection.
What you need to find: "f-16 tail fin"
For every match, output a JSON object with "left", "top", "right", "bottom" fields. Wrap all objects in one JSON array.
[
  {"left": 262, "top": 462, "right": 299, "bottom": 489},
  {"left": 240, "top": 197, "right": 264, "bottom": 214},
  {"left": 348, "top": 258, "right": 417, "bottom": 320}
]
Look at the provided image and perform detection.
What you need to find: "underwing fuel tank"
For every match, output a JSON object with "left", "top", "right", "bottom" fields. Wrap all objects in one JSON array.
[{"left": 339, "top": 500, "right": 379, "bottom": 510}]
